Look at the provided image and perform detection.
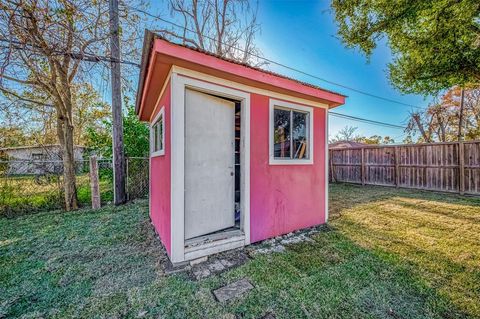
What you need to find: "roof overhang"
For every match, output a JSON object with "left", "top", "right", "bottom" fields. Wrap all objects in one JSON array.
[{"left": 135, "top": 30, "right": 346, "bottom": 121}]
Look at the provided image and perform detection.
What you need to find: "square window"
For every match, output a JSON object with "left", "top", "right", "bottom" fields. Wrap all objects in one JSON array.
[
  {"left": 151, "top": 107, "right": 165, "bottom": 156},
  {"left": 270, "top": 100, "right": 313, "bottom": 164}
]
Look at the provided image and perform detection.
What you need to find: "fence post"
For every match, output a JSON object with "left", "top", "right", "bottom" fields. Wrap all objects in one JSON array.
[
  {"left": 329, "top": 150, "right": 336, "bottom": 183},
  {"left": 394, "top": 146, "right": 400, "bottom": 188},
  {"left": 126, "top": 157, "right": 129, "bottom": 201},
  {"left": 361, "top": 147, "right": 366, "bottom": 185},
  {"left": 459, "top": 142, "right": 465, "bottom": 195},
  {"left": 89, "top": 155, "right": 101, "bottom": 209}
]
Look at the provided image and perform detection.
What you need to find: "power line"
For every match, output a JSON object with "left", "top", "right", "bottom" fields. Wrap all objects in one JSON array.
[
  {"left": 0, "top": 38, "right": 140, "bottom": 67},
  {"left": 124, "top": 4, "right": 426, "bottom": 111},
  {"left": 329, "top": 111, "right": 406, "bottom": 129},
  {"left": 1, "top": 40, "right": 407, "bottom": 130},
  {"left": 393, "top": 132, "right": 408, "bottom": 141},
  {"left": 0, "top": 8, "right": 413, "bottom": 129},
  {"left": 128, "top": 6, "right": 411, "bottom": 129}
]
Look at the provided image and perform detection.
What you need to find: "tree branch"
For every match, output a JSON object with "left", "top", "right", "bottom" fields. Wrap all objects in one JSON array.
[
  {"left": 0, "top": 73, "right": 38, "bottom": 86},
  {"left": 0, "top": 87, "right": 54, "bottom": 107}
]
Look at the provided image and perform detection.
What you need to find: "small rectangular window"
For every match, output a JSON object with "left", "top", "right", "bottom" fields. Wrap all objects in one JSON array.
[
  {"left": 32, "top": 153, "right": 45, "bottom": 160},
  {"left": 151, "top": 107, "right": 165, "bottom": 156},
  {"left": 273, "top": 108, "right": 291, "bottom": 158},
  {"left": 292, "top": 111, "right": 308, "bottom": 159},
  {"left": 270, "top": 99, "right": 313, "bottom": 164}
]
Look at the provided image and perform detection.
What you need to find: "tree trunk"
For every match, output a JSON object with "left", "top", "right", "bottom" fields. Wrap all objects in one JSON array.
[
  {"left": 458, "top": 88, "right": 465, "bottom": 141},
  {"left": 413, "top": 114, "right": 432, "bottom": 142},
  {"left": 58, "top": 116, "right": 79, "bottom": 211}
]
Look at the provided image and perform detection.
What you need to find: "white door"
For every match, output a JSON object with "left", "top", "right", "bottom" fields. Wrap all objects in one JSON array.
[{"left": 185, "top": 89, "right": 235, "bottom": 239}]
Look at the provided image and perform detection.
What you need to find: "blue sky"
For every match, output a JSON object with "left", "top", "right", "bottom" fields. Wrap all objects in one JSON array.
[
  {"left": 148, "top": 0, "right": 433, "bottom": 142},
  {"left": 1, "top": 1, "right": 431, "bottom": 144},
  {"left": 252, "top": 1, "right": 432, "bottom": 141},
  {"left": 0, "top": 1, "right": 432, "bottom": 144}
]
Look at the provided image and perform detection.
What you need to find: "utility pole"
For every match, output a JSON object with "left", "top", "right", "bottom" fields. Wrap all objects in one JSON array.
[
  {"left": 109, "top": 0, "right": 126, "bottom": 205},
  {"left": 458, "top": 88, "right": 465, "bottom": 141}
]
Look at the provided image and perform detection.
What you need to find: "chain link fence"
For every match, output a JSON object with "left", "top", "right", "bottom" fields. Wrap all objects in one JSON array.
[
  {"left": 0, "top": 157, "right": 149, "bottom": 217},
  {"left": 126, "top": 157, "right": 149, "bottom": 201}
]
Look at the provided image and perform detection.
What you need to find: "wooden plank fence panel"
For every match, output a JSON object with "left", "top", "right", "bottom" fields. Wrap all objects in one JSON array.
[
  {"left": 329, "top": 141, "right": 480, "bottom": 195},
  {"left": 464, "top": 142, "right": 480, "bottom": 194},
  {"left": 331, "top": 148, "right": 362, "bottom": 184},
  {"left": 364, "top": 147, "right": 395, "bottom": 186}
]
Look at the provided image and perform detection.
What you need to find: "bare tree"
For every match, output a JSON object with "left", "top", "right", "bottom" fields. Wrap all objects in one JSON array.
[
  {"left": 154, "top": 0, "right": 264, "bottom": 66},
  {"left": 330, "top": 125, "right": 395, "bottom": 145},
  {"left": 407, "top": 85, "right": 480, "bottom": 143},
  {"left": 0, "top": 0, "right": 140, "bottom": 210},
  {"left": 330, "top": 126, "right": 359, "bottom": 143}
]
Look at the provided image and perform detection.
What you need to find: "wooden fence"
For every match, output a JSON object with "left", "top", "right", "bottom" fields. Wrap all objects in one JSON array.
[{"left": 329, "top": 140, "right": 480, "bottom": 195}]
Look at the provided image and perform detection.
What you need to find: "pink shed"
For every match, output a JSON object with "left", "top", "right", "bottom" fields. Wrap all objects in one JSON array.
[{"left": 135, "top": 30, "right": 345, "bottom": 264}]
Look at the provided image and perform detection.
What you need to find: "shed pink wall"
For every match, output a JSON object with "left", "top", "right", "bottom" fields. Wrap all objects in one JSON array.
[
  {"left": 149, "top": 81, "right": 171, "bottom": 255},
  {"left": 250, "top": 94, "right": 327, "bottom": 243}
]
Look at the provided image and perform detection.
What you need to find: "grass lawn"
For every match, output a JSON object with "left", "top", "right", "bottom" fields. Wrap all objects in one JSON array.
[{"left": 1, "top": 184, "right": 479, "bottom": 318}]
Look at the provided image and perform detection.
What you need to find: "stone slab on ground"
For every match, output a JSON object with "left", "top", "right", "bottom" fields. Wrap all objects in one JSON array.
[
  {"left": 190, "top": 248, "right": 250, "bottom": 280},
  {"left": 213, "top": 278, "right": 254, "bottom": 302},
  {"left": 247, "top": 225, "right": 325, "bottom": 258},
  {"left": 192, "top": 267, "right": 211, "bottom": 280},
  {"left": 260, "top": 313, "right": 276, "bottom": 319},
  {"left": 189, "top": 256, "right": 208, "bottom": 266},
  {"left": 165, "top": 225, "right": 325, "bottom": 278},
  {"left": 164, "top": 260, "right": 190, "bottom": 275},
  {"left": 208, "top": 260, "right": 226, "bottom": 272}
]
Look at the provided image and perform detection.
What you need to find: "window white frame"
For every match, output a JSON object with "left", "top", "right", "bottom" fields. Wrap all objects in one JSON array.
[
  {"left": 269, "top": 99, "right": 314, "bottom": 165},
  {"left": 150, "top": 107, "right": 165, "bottom": 157}
]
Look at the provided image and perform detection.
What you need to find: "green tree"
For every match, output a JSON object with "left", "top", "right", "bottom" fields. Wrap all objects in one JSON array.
[
  {"left": 357, "top": 135, "right": 395, "bottom": 145},
  {"left": 0, "top": 0, "right": 143, "bottom": 210},
  {"left": 18, "top": 83, "right": 111, "bottom": 146},
  {"left": 0, "top": 126, "right": 28, "bottom": 148},
  {"left": 0, "top": 0, "right": 142, "bottom": 210},
  {"left": 86, "top": 98, "right": 149, "bottom": 158},
  {"left": 122, "top": 104, "right": 150, "bottom": 158},
  {"left": 330, "top": 126, "right": 396, "bottom": 144},
  {"left": 331, "top": 0, "right": 480, "bottom": 94}
]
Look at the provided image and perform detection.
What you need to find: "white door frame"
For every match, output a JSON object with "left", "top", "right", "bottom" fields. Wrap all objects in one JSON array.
[{"left": 170, "top": 71, "right": 251, "bottom": 263}]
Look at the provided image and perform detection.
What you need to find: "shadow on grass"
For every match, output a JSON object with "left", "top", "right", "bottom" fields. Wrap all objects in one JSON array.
[
  {"left": 328, "top": 182, "right": 480, "bottom": 220},
  {"left": 229, "top": 226, "right": 472, "bottom": 319},
  {"left": 1, "top": 186, "right": 479, "bottom": 318},
  {"left": 326, "top": 183, "right": 480, "bottom": 318}
]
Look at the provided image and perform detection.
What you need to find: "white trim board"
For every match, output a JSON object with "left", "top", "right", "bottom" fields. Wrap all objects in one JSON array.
[
  {"left": 325, "top": 108, "right": 329, "bottom": 223},
  {"left": 269, "top": 99, "right": 314, "bottom": 165},
  {"left": 170, "top": 72, "right": 251, "bottom": 263},
  {"left": 171, "top": 65, "right": 329, "bottom": 109},
  {"left": 150, "top": 107, "right": 165, "bottom": 157}
]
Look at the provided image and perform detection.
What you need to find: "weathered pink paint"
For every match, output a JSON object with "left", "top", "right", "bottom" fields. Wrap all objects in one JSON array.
[
  {"left": 149, "top": 80, "right": 171, "bottom": 255},
  {"left": 137, "top": 36, "right": 345, "bottom": 121},
  {"left": 152, "top": 39, "right": 344, "bottom": 104},
  {"left": 249, "top": 94, "right": 327, "bottom": 243},
  {"left": 138, "top": 33, "right": 345, "bottom": 261}
]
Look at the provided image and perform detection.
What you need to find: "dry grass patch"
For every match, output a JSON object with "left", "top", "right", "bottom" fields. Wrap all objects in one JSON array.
[{"left": 330, "top": 183, "right": 480, "bottom": 317}]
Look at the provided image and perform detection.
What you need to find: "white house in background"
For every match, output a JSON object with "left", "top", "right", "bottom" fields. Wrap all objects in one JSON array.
[{"left": 0, "top": 144, "right": 86, "bottom": 175}]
